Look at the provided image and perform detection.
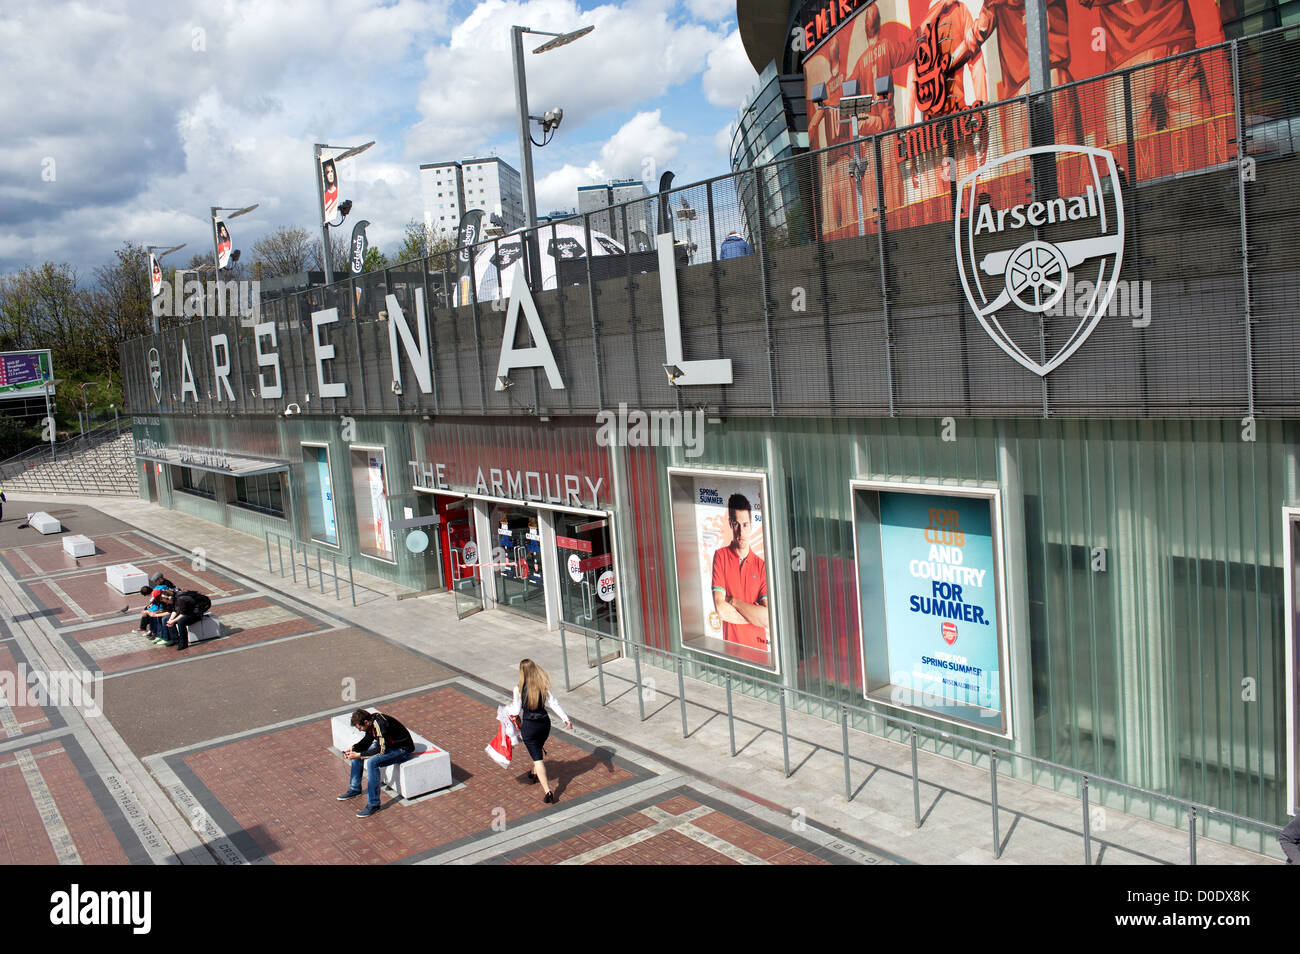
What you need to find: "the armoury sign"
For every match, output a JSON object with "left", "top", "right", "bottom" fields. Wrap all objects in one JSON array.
[
  {"left": 146, "top": 231, "right": 733, "bottom": 407},
  {"left": 955, "top": 145, "right": 1124, "bottom": 376}
]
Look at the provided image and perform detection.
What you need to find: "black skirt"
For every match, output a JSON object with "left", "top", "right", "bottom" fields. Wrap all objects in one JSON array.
[{"left": 520, "top": 713, "right": 550, "bottom": 760}]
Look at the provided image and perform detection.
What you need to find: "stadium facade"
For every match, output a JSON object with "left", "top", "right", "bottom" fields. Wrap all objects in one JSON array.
[{"left": 121, "top": 2, "right": 1300, "bottom": 849}]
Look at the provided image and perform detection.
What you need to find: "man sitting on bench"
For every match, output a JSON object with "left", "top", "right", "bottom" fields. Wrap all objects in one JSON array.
[
  {"left": 165, "top": 589, "right": 211, "bottom": 651},
  {"left": 337, "top": 709, "right": 416, "bottom": 818}
]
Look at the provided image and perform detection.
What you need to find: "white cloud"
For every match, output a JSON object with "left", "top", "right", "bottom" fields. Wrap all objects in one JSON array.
[
  {"left": 713, "top": 121, "right": 736, "bottom": 158},
  {"left": 684, "top": 0, "right": 735, "bottom": 21},
  {"left": 411, "top": 0, "right": 721, "bottom": 161},
  {"left": 700, "top": 28, "right": 758, "bottom": 109},
  {"left": 533, "top": 109, "right": 687, "bottom": 211}
]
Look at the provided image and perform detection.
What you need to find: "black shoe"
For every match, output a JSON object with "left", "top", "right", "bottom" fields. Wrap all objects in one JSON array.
[
  {"left": 337, "top": 789, "right": 362, "bottom": 800},
  {"left": 526, "top": 771, "right": 538, "bottom": 784},
  {"left": 356, "top": 804, "right": 379, "bottom": 818},
  {"left": 543, "top": 790, "right": 556, "bottom": 804}
]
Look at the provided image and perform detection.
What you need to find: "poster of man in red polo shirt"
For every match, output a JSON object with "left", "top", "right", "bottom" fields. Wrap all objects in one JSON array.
[
  {"left": 669, "top": 471, "right": 777, "bottom": 671},
  {"left": 712, "top": 493, "right": 770, "bottom": 654}
]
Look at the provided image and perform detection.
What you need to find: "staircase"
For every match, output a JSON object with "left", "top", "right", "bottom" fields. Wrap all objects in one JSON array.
[{"left": 0, "top": 424, "right": 138, "bottom": 497}]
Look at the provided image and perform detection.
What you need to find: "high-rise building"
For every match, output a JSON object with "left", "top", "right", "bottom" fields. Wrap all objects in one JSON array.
[
  {"left": 576, "top": 179, "right": 653, "bottom": 245},
  {"left": 420, "top": 157, "right": 525, "bottom": 235}
]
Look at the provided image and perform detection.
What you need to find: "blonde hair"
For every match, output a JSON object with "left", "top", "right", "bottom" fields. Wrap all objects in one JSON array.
[{"left": 517, "top": 659, "right": 551, "bottom": 711}]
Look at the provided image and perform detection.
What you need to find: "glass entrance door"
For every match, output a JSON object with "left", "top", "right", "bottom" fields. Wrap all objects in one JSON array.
[
  {"left": 439, "top": 496, "right": 482, "bottom": 619},
  {"left": 554, "top": 512, "right": 620, "bottom": 666},
  {"left": 490, "top": 503, "right": 546, "bottom": 620}
]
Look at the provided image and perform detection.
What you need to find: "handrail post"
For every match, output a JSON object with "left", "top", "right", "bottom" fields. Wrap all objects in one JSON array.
[
  {"left": 333, "top": 553, "right": 340, "bottom": 600},
  {"left": 265, "top": 531, "right": 271, "bottom": 573},
  {"left": 348, "top": 557, "right": 355, "bottom": 606},
  {"left": 277, "top": 535, "right": 283, "bottom": 576},
  {"left": 595, "top": 635, "right": 607, "bottom": 705},
  {"left": 290, "top": 540, "right": 298, "bottom": 583},
  {"left": 841, "top": 705, "right": 851, "bottom": 800},
  {"left": 1081, "top": 776, "right": 1092, "bottom": 865},
  {"left": 911, "top": 727, "right": 921, "bottom": 827},
  {"left": 1188, "top": 807, "right": 1198, "bottom": 865},
  {"left": 779, "top": 688, "right": 790, "bottom": 778},
  {"left": 726, "top": 675, "right": 735, "bottom": 757},
  {"left": 633, "top": 645, "right": 645, "bottom": 721},
  {"left": 559, "top": 622, "right": 571, "bottom": 692},
  {"left": 676, "top": 658, "right": 688, "bottom": 737},
  {"left": 317, "top": 549, "right": 324, "bottom": 593},
  {"left": 990, "top": 750, "right": 1001, "bottom": 859}
]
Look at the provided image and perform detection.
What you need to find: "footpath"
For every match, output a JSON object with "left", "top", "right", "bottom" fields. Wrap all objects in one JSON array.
[{"left": 0, "top": 493, "right": 1280, "bottom": 866}]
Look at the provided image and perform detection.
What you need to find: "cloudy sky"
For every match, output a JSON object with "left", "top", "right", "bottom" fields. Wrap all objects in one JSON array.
[{"left": 0, "top": 0, "right": 759, "bottom": 275}]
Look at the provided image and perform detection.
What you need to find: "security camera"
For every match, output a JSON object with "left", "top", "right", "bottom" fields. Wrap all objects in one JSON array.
[{"left": 543, "top": 108, "right": 563, "bottom": 132}]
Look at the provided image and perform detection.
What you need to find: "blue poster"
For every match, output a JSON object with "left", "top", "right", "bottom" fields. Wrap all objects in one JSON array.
[
  {"left": 878, "top": 492, "right": 1000, "bottom": 713},
  {"left": 318, "top": 455, "right": 337, "bottom": 545}
]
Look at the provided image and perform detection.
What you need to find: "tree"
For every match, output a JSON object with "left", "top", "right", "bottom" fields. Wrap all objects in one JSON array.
[
  {"left": 392, "top": 219, "right": 457, "bottom": 267},
  {"left": 309, "top": 233, "right": 350, "bottom": 276},
  {"left": 361, "top": 247, "right": 389, "bottom": 273},
  {"left": 252, "top": 226, "right": 317, "bottom": 279}
]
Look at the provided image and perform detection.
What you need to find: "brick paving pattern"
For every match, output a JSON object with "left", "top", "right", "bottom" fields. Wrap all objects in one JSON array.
[
  {"left": 67, "top": 596, "right": 329, "bottom": 674},
  {"left": 0, "top": 640, "right": 54, "bottom": 737},
  {"left": 173, "top": 685, "right": 643, "bottom": 864},
  {"left": 0, "top": 740, "right": 132, "bottom": 865},
  {"left": 0, "top": 531, "right": 169, "bottom": 580},
  {"left": 24, "top": 561, "right": 249, "bottom": 628},
  {"left": 499, "top": 791, "right": 830, "bottom": 865}
]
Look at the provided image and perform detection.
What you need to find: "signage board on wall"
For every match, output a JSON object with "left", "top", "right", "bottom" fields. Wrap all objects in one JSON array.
[
  {"left": 853, "top": 481, "right": 1010, "bottom": 736},
  {"left": 668, "top": 468, "right": 778, "bottom": 673}
]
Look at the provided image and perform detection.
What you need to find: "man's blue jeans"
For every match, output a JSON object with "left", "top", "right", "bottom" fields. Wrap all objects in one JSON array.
[{"left": 348, "top": 744, "right": 414, "bottom": 807}]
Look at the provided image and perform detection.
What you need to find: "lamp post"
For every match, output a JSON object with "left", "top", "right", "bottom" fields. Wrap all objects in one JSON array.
[
  {"left": 511, "top": 23, "right": 593, "bottom": 288},
  {"left": 313, "top": 141, "right": 374, "bottom": 284},
  {"left": 78, "top": 381, "right": 96, "bottom": 440},
  {"left": 809, "top": 80, "right": 880, "bottom": 238},
  {"left": 675, "top": 198, "right": 697, "bottom": 265}
]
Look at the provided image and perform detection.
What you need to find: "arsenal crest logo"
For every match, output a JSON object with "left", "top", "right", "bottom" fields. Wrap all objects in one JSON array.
[
  {"left": 942, "top": 621, "right": 958, "bottom": 646},
  {"left": 954, "top": 146, "right": 1125, "bottom": 376}
]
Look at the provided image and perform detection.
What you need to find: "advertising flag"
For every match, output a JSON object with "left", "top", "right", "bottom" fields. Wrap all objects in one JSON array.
[
  {"left": 149, "top": 253, "right": 162, "bottom": 298},
  {"left": 454, "top": 209, "right": 484, "bottom": 306},
  {"left": 321, "top": 157, "right": 339, "bottom": 223},
  {"left": 214, "top": 217, "right": 233, "bottom": 269},
  {"left": 349, "top": 219, "right": 370, "bottom": 276}
]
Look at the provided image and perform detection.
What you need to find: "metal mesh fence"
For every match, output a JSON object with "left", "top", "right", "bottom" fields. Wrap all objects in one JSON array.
[{"left": 124, "top": 27, "right": 1300, "bottom": 420}]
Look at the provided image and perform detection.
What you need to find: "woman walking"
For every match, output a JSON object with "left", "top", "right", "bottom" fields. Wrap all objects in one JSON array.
[{"left": 506, "top": 659, "right": 571, "bottom": 804}]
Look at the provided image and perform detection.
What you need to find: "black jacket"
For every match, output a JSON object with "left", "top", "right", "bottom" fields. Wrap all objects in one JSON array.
[{"left": 350, "top": 713, "right": 415, "bottom": 755}]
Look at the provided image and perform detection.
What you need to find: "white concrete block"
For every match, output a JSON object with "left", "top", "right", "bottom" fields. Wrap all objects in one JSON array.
[
  {"left": 30, "top": 512, "right": 61, "bottom": 535},
  {"left": 106, "top": 563, "right": 149, "bottom": 594},
  {"left": 63, "top": 534, "right": 95, "bottom": 558},
  {"left": 187, "top": 614, "right": 222, "bottom": 643},
  {"left": 381, "top": 733, "right": 452, "bottom": 799}
]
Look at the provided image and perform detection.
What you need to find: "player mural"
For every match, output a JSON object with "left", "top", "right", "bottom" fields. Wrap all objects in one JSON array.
[{"left": 801, "top": 0, "right": 1235, "bottom": 237}]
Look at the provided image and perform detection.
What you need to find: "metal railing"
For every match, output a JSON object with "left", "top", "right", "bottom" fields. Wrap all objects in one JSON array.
[
  {"left": 557, "top": 620, "right": 1285, "bottom": 865},
  {"left": 264, "top": 528, "right": 355, "bottom": 606}
]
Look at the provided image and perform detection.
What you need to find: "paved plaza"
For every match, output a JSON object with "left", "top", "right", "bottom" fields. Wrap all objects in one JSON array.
[{"left": 0, "top": 495, "right": 1283, "bottom": 866}]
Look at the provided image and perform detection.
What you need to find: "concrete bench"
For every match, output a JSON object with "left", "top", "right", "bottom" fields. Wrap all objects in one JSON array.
[
  {"left": 106, "top": 563, "right": 149, "bottom": 594},
  {"left": 185, "top": 614, "right": 222, "bottom": 644},
  {"left": 30, "top": 512, "right": 61, "bottom": 534},
  {"left": 63, "top": 534, "right": 95, "bottom": 558},
  {"left": 329, "top": 710, "right": 452, "bottom": 799}
]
